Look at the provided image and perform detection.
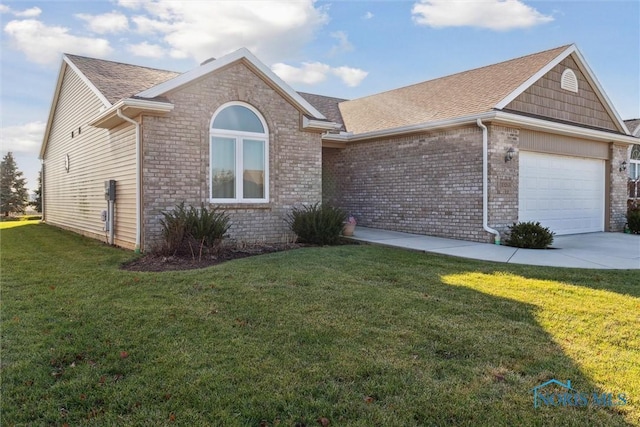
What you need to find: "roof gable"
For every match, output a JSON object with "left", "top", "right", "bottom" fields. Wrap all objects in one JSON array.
[
  {"left": 625, "top": 119, "right": 640, "bottom": 137},
  {"left": 505, "top": 54, "right": 620, "bottom": 132},
  {"left": 338, "top": 44, "right": 629, "bottom": 135},
  {"left": 136, "top": 48, "right": 326, "bottom": 120}
]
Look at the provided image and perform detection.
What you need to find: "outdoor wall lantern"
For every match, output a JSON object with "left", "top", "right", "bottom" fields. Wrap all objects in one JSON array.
[
  {"left": 619, "top": 160, "right": 627, "bottom": 172},
  {"left": 505, "top": 147, "right": 516, "bottom": 162}
]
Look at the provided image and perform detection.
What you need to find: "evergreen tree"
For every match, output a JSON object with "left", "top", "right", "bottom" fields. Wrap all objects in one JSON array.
[
  {"left": 0, "top": 152, "right": 29, "bottom": 216},
  {"left": 32, "top": 170, "right": 42, "bottom": 213}
]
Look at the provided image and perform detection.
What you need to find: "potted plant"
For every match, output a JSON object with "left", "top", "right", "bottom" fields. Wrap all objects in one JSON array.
[{"left": 343, "top": 215, "right": 357, "bottom": 236}]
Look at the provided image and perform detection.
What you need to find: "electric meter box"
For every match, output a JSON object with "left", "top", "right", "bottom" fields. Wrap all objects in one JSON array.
[{"left": 104, "top": 180, "right": 116, "bottom": 201}]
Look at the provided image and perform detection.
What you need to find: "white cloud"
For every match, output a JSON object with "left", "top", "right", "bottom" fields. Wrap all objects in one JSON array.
[
  {"left": 14, "top": 6, "right": 42, "bottom": 18},
  {"left": 0, "top": 5, "right": 42, "bottom": 17},
  {"left": 117, "top": 0, "right": 146, "bottom": 9},
  {"left": 331, "top": 66, "right": 368, "bottom": 87},
  {"left": 329, "top": 31, "right": 354, "bottom": 56},
  {"left": 127, "top": 41, "right": 165, "bottom": 58},
  {"left": 271, "top": 62, "right": 331, "bottom": 85},
  {"left": 412, "top": 0, "right": 553, "bottom": 31},
  {"left": 131, "top": 15, "right": 175, "bottom": 34},
  {"left": 4, "top": 19, "right": 113, "bottom": 65},
  {"left": 0, "top": 121, "right": 46, "bottom": 155},
  {"left": 272, "top": 62, "right": 368, "bottom": 87},
  {"left": 363, "top": 11, "right": 374, "bottom": 20},
  {"left": 122, "top": 0, "right": 328, "bottom": 63},
  {"left": 75, "top": 11, "right": 129, "bottom": 34}
]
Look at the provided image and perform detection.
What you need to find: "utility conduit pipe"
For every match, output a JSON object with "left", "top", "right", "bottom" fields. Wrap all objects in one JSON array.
[{"left": 477, "top": 118, "right": 501, "bottom": 245}]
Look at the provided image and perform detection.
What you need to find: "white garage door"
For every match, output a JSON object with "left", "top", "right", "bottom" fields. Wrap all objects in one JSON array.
[{"left": 519, "top": 151, "right": 604, "bottom": 235}]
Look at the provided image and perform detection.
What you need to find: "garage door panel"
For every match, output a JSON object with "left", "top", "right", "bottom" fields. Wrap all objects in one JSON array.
[{"left": 518, "top": 152, "right": 604, "bottom": 235}]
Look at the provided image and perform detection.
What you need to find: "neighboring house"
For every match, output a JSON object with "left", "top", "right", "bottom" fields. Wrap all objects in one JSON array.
[
  {"left": 40, "top": 44, "right": 638, "bottom": 251},
  {"left": 624, "top": 119, "right": 640, "bottom": 201}
]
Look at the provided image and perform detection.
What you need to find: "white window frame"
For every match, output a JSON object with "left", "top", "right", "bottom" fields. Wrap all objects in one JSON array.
[{"left": 209, "top": 101, "right": 269, "bottom": 203}]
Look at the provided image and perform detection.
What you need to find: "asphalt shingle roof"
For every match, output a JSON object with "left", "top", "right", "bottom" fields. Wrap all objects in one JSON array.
[
  {"left": 298, "top": 92, "right": 348, "bottom": 129},
  {"left": 65, "top": 54, "right": 181, "bottom": 105},
  {"left": 66, "top": 45, "right": 581, "bottom": 135},
  {"left": 338, "top": 45, "right": 570, "bottom": 134},
  {"left": 624, "top": 119, "right": 640, "bottom": 136}
]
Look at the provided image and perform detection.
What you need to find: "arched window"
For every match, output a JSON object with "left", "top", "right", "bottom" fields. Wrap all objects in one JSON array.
[
  {"left": 630, "top": 144, "right": 640, "bottom": 180},
  {"left": 210, "top": 102, "right": 269, "bottom": 202}
]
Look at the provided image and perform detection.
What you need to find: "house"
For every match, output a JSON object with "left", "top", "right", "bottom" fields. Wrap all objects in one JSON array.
[
  {"left": 40, "top": 44, "right": 638, "bottom": 251},
  {"left": 624, "top": 119, "right": 640, "bottom": 200}
]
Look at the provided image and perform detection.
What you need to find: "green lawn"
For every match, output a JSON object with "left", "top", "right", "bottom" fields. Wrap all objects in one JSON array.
[{"left": 1, "top": 223, "right": 638, "bottom": 426}]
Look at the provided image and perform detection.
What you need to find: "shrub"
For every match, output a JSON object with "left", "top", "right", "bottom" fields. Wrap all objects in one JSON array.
[
  {"left": 159, "top": 202, "right": 230, "bottom": 258},
  {"left": 287, "top": 203, "right": 346, "bottom": 245},
  {"left": 186, "top": 204, "right": 231, "bottom": 253},
  {"left": 159, "top": 202, "right": 189, "bottom": 255},
  {"left": 504, "top": 221, "right": 555, "bottom": 249},
  {"left": 627, "top": 207, "right": 640, "bottom": 234}
]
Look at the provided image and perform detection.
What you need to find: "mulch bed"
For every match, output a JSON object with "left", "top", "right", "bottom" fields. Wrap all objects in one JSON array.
[{"left": 121, "top": 242, "right": 310, "bottom": 272}]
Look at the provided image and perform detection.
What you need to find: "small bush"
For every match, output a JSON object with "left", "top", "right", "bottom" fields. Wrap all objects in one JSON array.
[
  {"left": 627, "top": 207, "right": 640, "bottom": 234},
  {"left": 159, "top": 202, "right": 230, "bottom": 258},
  {"left": 186, "top": 203, "right": 231, "bottom": 251},
  {"left": 505, "top": 221, "right": 554, "bottom": 249},
  {"left": 287, "top": 203, "right": 346, "bottom": 245},
  {"left": 159, "top": 202, "right": 189, "bottom": 255}
]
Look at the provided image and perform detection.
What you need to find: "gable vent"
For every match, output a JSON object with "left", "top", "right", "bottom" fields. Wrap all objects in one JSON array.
[{"left": 561, "top": 68, "right": 578, "bottom": 93}]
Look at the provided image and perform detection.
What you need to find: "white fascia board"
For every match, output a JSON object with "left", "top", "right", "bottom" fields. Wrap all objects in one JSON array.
[
  {"left": 89, "top": 98, "right": 174, "bottom": 127},
  {"left": 322, "top": 112, "right": 497, "bottom": 143},
  {"left": 40, "top": 60, "right": 67, "bottom": 159},
  {"left": 569, "top": 47, "right": 630, "bottom": 135},
  {"left": 302, "top": 116, "right": 342, "bottom": 131},
  {"left": 63, "top": 54, "right": 111, "bottom": 108},
  {"left": 136, "top": 47, "right": 326, "bottom": 120},
  {"left": 493, "top": 111, "right": 639, "bottom": 145},
  {"left": 495, "top": 44, "right": 576, "bottom": 110},
  {"left": 322, "top": 110, "right": 638, "bottom": 146}
]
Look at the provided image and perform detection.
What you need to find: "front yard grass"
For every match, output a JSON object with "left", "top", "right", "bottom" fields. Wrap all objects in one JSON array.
[{"left": 1, "top": 223, "right": 638, "bottom": 426}]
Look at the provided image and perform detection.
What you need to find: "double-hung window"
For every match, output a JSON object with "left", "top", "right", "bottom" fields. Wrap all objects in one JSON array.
[{"left": 210, "top": 102, "right": 269, "bottom": 202}]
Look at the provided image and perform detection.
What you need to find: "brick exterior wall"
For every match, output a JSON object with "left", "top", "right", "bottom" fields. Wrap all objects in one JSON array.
[
  {"left": 609, "top": 143, "right": 629, "bottom": 231},
  {"left": 487, "top": 125, "right": 520, "bottom": 238},
  {"left": 141, "top": 62, "right": 322, "bottom": 250},
  {"left": 323, "top": 125, "right": 498, "bottom": 242}
]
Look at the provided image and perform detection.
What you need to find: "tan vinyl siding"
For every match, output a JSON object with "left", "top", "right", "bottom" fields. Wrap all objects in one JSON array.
[
  {"left": 519, "top": 129, "right": 609, "bottom": 159},
  {"left": 506, "top": 55, "right": 618, "bottom": 132},
  {"left": 43, "top": 65, "right": 137, "bottom": 248}
]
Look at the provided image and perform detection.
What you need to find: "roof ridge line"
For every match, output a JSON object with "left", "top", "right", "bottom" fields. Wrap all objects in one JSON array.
[
  {"left": 63, "top": 53, "right": 182, "bottom": 75},
  {"left": 343, "top": 44, "right": 573, "bottom": 104}
]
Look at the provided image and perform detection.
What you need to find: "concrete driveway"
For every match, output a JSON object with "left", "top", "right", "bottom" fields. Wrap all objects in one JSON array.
[{"left": 350, "top": 227, "right": 640, "bottom": 269}]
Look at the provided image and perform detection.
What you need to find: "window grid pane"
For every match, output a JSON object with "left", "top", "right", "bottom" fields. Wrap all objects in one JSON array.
[
  {"left": 212, "top": 105, "right": 264, "bottom": 133},
  {"left": 211, "top": 137, "right": 236, "bottom": 199},
  {"left": 243, "top": 139, "right": 265, "bottom": 199}
]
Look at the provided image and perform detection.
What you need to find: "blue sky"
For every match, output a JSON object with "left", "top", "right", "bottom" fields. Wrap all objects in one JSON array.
[{"left": 1, "top": 0, "right": 638, "bottom": 191}]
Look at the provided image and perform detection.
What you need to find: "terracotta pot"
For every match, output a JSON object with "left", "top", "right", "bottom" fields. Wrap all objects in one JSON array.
[{"left": 343, "top": 223, "right": 356, "bottom": 236}]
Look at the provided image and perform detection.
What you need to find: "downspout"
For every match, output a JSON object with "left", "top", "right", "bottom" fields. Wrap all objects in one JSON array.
[
  {"left": 116, "top": 109, "right": 142, "bottom": 253},
  {"left": 477, "top": 119, "right": 501, "bottom": 244}
]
